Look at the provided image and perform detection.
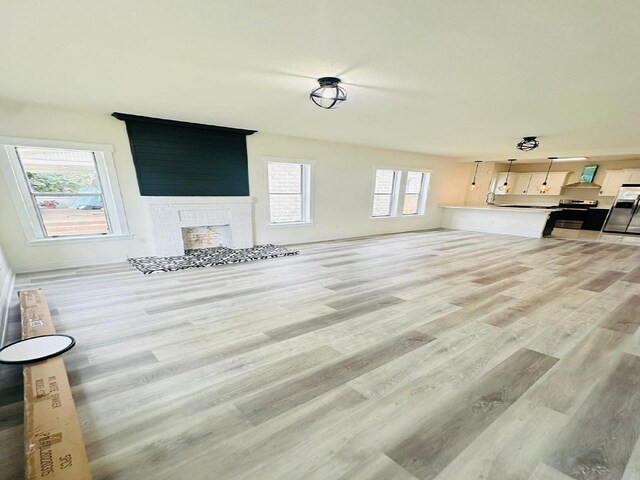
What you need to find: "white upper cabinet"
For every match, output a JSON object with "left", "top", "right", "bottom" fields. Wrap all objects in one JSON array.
[
  {"left": 514, "top": 174, "right": 532, "bottom": 195},
  {"left": 493, "top": 171, "right": 569, "bottom": 195},
  {"left": 528, "top": 173, "right": 548, "bottom": 195},
  {"left": 599, "top": 170, "right": 639, "bottom": 196},
  {"left": 494, "top": 172, "right": 525, "bottom": 195},
  {"left": 494, "top": 172, "right": 513, "bottom": 195},
  {"left": 627, "top": 169, "right": 640, "bottom": 184},
  {"left": 543, "top": 172, "right": 570, "bottom": 195}
]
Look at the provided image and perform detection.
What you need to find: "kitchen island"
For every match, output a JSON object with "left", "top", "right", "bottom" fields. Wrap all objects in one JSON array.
[{"left": 440, "top": 204, "right": 562, "bottom": 238}]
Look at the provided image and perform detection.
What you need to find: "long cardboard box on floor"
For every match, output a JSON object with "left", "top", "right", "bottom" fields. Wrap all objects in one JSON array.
[{"left": 20, "top": 288, "right": 92, "bottom": 480}]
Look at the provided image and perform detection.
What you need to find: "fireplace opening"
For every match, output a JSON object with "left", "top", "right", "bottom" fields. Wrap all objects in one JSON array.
[{"left": 181, "top": 225, "right": 231, "bottom": 253}]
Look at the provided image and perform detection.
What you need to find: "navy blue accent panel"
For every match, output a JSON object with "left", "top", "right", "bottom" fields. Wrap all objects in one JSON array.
[{"left": 113, "top": 113, "right": 256, "bottom": 197}]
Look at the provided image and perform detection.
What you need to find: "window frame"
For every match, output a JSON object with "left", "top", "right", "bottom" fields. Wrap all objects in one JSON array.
[
  {"left": 371, "top": 168, "right": 401, "bottom": 218},
  {"left": 0, "top": 137, "right": 130, "bottom": 243},
  {"left": 370, "top": 167, "right": 431, "bottom": 219},
  {"left": 265, "top": 158, "right": 312, "bottom": 226},
  {"left": 401, "top": 170, "right": 431, "bottom": 216}
]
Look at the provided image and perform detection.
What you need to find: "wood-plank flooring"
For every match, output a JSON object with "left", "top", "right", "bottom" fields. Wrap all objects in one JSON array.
[{"left": 1, "top": 229, "right": 640, "bottom": 480}]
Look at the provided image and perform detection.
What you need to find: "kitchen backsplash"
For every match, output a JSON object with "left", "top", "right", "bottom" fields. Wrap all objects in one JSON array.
[{"left": 496, "top": 189, "right": 614, "bottom": 208}]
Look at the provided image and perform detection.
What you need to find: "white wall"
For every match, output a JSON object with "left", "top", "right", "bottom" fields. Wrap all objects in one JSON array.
[
  {"left": 0, "top": 101, "right": 466, "bottom": 272},
  {"left": 248, "top": 134, "right": 467, "bottom": 245},
  {"left": 0, "top": 242, "right": 14, "bottom": 346},
  {"left": 0, "top": 102, "right": 154, "bottom": 272}
]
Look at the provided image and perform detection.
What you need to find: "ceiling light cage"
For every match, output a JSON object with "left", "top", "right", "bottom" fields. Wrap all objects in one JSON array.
[
  {"left": 517, "top": 136, "right": 539, "bottom": 152},
  {"left": 310, "top": 77, "right": 347, "bottom": 109}
]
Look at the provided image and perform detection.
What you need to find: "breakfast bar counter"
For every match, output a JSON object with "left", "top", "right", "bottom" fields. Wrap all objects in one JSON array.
[{"left": 439, "top": 204, "right": 562, "bottom": 238}]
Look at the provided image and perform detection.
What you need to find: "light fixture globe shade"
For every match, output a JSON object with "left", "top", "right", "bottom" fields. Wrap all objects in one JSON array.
[
  {"left": 499, "top": 183, "right": 512, "bottom": 193},
  {"left": 470, "top": 183, "right": 478, "bottom": 191},
  {"left": 310, "top": 77, "right": 347, "bottom": 109}
]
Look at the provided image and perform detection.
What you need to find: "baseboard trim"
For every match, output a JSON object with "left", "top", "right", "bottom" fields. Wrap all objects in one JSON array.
[
  {"left": 15, "top": 256, "right": 128, "bottom": 274},
  {"left": 0, "top": 267, "right": 15, "bottom": 347}
]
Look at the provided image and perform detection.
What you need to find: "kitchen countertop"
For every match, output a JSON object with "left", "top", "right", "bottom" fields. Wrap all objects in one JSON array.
[{"left": 440, "top": 204, "right": 562, "bottom": 213}]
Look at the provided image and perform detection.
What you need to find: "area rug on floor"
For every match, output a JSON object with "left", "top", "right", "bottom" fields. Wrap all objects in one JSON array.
[{"left": 128, "top": 244, "right": 299, "bottom": 274}]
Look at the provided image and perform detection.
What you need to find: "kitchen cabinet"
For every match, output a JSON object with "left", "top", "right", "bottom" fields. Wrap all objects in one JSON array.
[
  {"left": 526, "top": 171, "right": 569, "bottom": 195},
  {"left": 599, "top": 170, "right": 634, "bottom": 196},
  {"left": 514, "top": 174, "right": 532, "bottom": 194},
  {"left": 494, "top": 171, "right": 569, "bottom": 195},
  {"left": 528, "top": 173, "right": 547, "bottom": 195},
  {"left": 494, "top": 172, "right": 514, "bottom": 195},
  {"left": 544, "top": 172, "right": 570, "bottom": 195},
  {"left": 627, "top": 169, "right": 640, "bottom": 184}
]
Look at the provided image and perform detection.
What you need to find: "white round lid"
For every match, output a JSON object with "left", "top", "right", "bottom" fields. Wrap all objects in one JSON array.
[{"left": 0, "top": 334, "right": 75, "bottom": 364}]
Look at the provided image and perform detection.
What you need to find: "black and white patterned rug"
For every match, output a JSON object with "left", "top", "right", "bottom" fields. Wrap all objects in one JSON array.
[{"left": 128, "top": 244, "right": 299, "bottom": 274}]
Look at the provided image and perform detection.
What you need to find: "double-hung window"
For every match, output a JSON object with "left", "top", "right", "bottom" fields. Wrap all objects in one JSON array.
[
  {"left": 372, "top": 169, "right": 400, "bottom": 217},
  {"left": 371, "top": 168, "right": 430, "bottom": 218},
  {"left": 1, "top": 139, "right": 129, "bottom": 241},
  {"left": 267, "top": 161, "right": 311, "bottom": 224},
  {"left": 402, "top": 171, "right": 430, "bottom": 215}
]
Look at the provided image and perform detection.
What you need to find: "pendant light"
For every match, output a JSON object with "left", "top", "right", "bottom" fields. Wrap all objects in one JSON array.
[
  {"left": 310, "top": 77, "right": 347, "bottom": 109},
  {"left": 470, "top": 161, "right": 482, "bottom": 190},
  {"left": 538, "top": 156, "right": 557, "bottom": 193},
  {"left": 498, "top": 159, "right": 516, "bottom": 193}
]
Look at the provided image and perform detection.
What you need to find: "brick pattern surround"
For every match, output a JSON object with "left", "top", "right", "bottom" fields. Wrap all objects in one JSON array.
[
  {"left": 146, "top": 197, "right": 254, "bottom": 256},
  {"left": 182, "top": 225, "right": 231, "bottom": 251}
]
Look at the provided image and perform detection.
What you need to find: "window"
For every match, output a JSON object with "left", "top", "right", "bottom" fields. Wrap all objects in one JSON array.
[
  {"left": 372, "top": 169, "right": 400, "bottom": 217},
  {"left": 1, "top": 139, "right": 129, "bottom": 241},
  {"left": 267, "top": 161, "right": 311, "bottom": 224},
  {"left": 371, "top": 168, "right": 430, "bottom": 218},
  {"left": 402, "top": 171, "right": 430, "bottom": 215}
]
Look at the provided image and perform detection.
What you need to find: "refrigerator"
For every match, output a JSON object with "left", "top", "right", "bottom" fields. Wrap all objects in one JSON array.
[{"left": 602, "top": 184, "right": 640, "bottom": 234}]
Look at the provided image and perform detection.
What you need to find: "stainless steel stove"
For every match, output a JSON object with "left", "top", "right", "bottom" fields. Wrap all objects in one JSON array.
[
  {"left": 558, "top": 199, "right": 599, "bottom": 209},
  {"left": 556, "top": 199, "right": 599, "bottom": 229}
]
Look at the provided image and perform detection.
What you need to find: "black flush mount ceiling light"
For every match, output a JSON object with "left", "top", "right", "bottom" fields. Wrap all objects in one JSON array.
[
  {"left": 310, "top": 77, "right": 347, "bottom": 109},
  {"left": 539, "top": 156, "right": 557, "bottom": 193},
  {"left": 470, "top": 161, "right": 482, "bottom": 190},
  {"left": 498, "top": 159, "right": 516, "bottom": 193},
  {"left": 517, "top": 136, "right": 539, "bottom": 151}
]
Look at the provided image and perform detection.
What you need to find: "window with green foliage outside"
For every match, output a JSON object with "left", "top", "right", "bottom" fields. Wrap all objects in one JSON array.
[{"left": 16, "top": 147, "right": 110, "bottom": 237}]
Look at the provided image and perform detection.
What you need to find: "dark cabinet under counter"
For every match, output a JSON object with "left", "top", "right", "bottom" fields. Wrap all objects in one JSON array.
[{"left": 582, "top": 208, "right": 610, "bottom": 231}]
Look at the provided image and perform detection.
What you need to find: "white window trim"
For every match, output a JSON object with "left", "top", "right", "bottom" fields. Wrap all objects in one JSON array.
[
  {"left": 263, "top": 156, "right": 314, "bottom": 227},
  {"left": 371, "top": 168, "right": 402, "bottom": 219},
  {"left": 0, "top": 137, "right": 131, "bottom": 244},
  {"left": 401, "top": 170, "right": 431, "bottom": 217},
  {"left": 370, "top": 167, "right": 432, "bottom": 219}
]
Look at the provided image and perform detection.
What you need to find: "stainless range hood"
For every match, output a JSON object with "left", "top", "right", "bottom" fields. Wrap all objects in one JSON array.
[{"left": 562, "top": 181, "right": 602, "bottom": 189}]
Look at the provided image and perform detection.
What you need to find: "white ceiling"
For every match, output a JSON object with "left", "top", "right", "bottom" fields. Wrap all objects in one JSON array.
[{"left": 2, "top": 1, "right": 640, "bottom": 162}]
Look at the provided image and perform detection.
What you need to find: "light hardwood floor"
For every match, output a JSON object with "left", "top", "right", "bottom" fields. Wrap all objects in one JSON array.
[{"left": 1, "top": 229, "right": 640, "bottom": 480}]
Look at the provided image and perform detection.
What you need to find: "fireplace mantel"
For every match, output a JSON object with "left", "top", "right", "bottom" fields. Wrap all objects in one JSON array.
[{"left": 145, "top": 196, "right": 254, "bottom": 256}]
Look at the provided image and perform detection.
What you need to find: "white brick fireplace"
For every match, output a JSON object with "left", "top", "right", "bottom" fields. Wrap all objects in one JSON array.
[{"left": 146, "top": 197, "right": 254, "bottom": 256}]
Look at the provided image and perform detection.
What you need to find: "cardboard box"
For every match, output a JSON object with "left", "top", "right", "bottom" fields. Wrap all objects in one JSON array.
[{"left": 20, "top": 289, "right": 92, "bottom": 480}]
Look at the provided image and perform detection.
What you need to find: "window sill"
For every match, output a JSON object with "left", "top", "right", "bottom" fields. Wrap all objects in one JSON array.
[
  {"left": 26, "top": 233, "right": 134, "bottom": 246},
  {"left": 369, "top": 214, "right": 426, "bottom": 220},
  {"left": 265, "top": 222, "right": 314, "bottom": 229}
]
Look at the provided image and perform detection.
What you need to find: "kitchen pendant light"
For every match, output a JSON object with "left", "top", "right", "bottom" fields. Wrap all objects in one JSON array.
[
  {"left": 498, "top": 159, "right": 516, "bottom": 193},
  {"left": 538, "top": 157, "right": 557, "bottom": 193},
  {"left": 517, "top": 136, "right": 539, "bottom": 152},
  {"left": 310, "top": 77, "right": 347, "bottom": 109},
  {"left": 470, "top": 161, "right": 482, "bottom": 190}
]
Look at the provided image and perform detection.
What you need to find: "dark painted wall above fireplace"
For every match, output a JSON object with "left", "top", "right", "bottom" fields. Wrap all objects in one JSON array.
[{"left": 113, "top": 113, "right": 256, "bottom": 196}]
